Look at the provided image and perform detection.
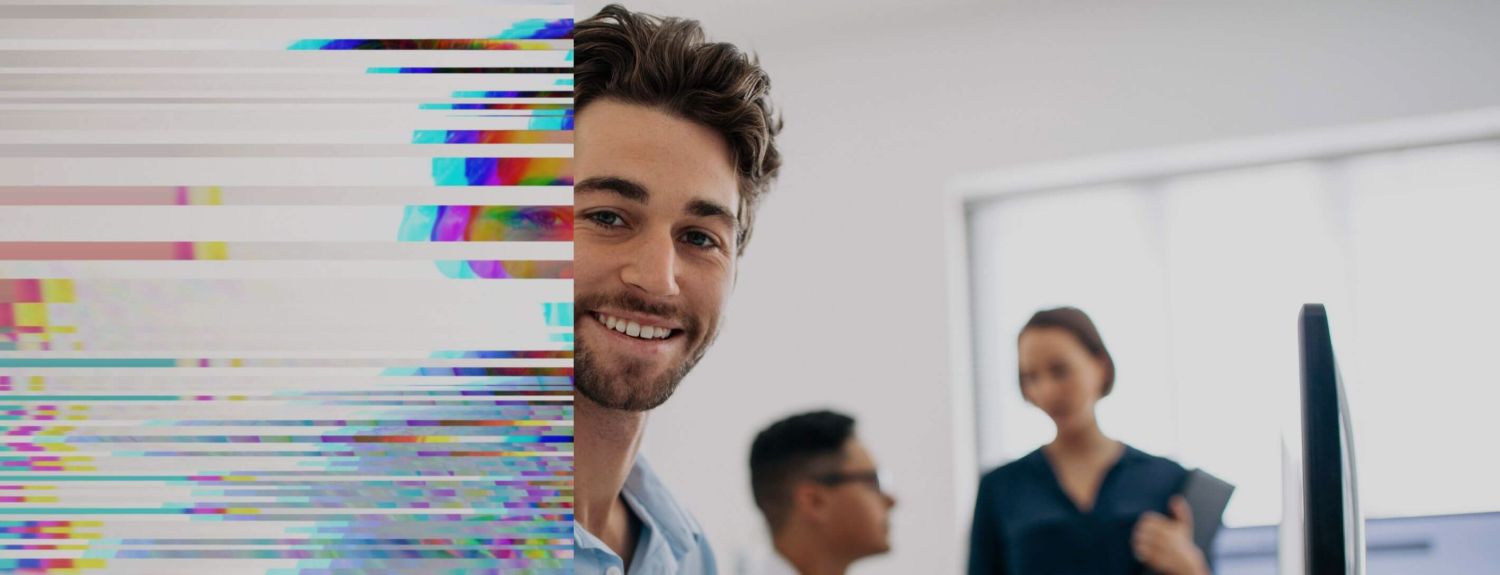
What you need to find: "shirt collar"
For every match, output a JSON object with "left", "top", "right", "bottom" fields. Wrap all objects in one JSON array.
[
  {"left": 574, "top": 454, "right": 703, "bottom": 571},
  {"left": 621, "top": 454, "right": 700, "bottom": 562}
]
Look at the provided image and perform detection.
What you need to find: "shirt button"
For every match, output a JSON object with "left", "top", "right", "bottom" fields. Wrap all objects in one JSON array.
[{"left": 606, "top": 567, "right": 623, "bottom": 575}]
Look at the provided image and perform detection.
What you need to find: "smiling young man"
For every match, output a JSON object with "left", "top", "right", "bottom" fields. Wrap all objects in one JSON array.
[{"left": 571, "top": 5, "right": 782, "bottom": 574}]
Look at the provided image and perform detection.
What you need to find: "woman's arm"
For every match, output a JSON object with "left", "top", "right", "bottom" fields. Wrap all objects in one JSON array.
[{"left": 967, "top": 475, "right": 1006, "bottom": 575}]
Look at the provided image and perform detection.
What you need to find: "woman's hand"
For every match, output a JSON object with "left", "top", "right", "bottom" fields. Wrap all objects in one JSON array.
[{"left": 1132, "top": 495, "right": 1209, "bottom": 575}]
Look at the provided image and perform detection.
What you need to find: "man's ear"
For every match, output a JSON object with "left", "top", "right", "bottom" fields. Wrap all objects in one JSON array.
[{"left": 792, "top": 481, "right": 831, "bottom": 524}]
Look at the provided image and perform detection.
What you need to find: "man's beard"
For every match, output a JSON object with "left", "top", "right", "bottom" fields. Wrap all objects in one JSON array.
[{"left": 573, "top": 292, "right": 717, "bottom": 412}]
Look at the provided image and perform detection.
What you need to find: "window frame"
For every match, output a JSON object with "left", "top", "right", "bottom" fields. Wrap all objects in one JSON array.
[{"left": 941, "top": 106, "right": 1500, "bottom": 535}]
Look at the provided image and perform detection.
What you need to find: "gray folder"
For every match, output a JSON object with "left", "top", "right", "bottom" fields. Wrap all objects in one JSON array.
[{"left": 1181, "top": 468, "right": 1236, "bottom": 567}]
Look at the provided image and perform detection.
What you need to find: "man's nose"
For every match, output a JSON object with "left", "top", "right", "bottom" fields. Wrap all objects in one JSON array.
[{"left": 619, "top": 231, "right": 681, "bottom": 297}]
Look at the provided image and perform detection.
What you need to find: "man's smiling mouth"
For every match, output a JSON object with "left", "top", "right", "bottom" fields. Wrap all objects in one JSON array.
[{"left": 593, "top": 312, "right": 680, "bottom": 341}]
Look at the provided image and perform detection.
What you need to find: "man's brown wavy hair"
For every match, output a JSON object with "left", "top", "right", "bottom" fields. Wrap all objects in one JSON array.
[{"left": 576, "top": 4, "right": 783, "bottom": 255}]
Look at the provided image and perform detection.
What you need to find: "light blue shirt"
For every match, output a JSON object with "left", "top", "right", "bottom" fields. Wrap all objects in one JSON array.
[{"left": 576, "top": 454, "right": 719, "bottom": 575}]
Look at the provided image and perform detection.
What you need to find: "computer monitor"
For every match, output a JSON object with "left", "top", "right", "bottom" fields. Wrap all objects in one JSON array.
[{"left": 1281, "top": 304, "right": 1366, "bottom": 575}]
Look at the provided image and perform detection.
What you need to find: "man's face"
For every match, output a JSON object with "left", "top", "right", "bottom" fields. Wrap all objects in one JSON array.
[
  {"left": 819, "top": 438, "right": 897, "bottom": 559},
  {"left": 573, "top": 98, "right": 740, "bottom": 412}
]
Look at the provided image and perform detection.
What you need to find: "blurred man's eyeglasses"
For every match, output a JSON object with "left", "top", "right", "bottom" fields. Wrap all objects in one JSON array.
[{"left": 810, "top": 469, "right": 891, "bottom": 494}]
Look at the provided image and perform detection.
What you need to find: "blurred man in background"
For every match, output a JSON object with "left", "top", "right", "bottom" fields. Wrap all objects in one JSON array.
[{"left": 746, "top": 411, "right": 897, "bottom": 575}]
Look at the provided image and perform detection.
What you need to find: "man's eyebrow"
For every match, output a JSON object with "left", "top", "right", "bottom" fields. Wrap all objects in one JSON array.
[
  {"left": 577, "top": 176, "right": 650, "bottom": 203},
  {"left": 687, "top": 198, "right": 738, "bottom": 233}
]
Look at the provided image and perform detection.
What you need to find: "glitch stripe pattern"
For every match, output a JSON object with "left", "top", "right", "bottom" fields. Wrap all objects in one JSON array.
[{"left": 0, "top": 1, "right": 573, "bottom": 573}]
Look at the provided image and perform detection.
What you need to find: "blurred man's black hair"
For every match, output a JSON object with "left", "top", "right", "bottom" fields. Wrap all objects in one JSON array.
[{"left": 749, "top": 410, "right": 855, "bottom": 531}]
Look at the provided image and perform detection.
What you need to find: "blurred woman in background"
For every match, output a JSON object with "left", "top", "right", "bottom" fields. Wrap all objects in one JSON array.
[{"left": 967, "top": 307, "right": 1208, "bottom": 575}]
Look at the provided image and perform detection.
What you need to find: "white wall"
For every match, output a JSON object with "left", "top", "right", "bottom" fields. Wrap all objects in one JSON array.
[{"left": 575, "top": 1, "right": 1500, "bottom": 573}]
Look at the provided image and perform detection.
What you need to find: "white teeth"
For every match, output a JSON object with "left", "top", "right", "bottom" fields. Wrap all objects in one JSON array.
[{"left": 597, "top": 313, "right": 672, "bottom": 340}]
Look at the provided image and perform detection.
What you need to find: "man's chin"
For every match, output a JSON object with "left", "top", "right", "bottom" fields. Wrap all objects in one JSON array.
[
  {"left": 575, "top": 382, "right": 673, "bottom": 413},
  {"left": 573, "top": 360, "right": 682, "bottom": 413},
  {"left": 574, "top": 322, "right": 718, "bottom": 412}
]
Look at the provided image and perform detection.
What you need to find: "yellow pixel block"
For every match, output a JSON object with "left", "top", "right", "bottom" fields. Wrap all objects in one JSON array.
[
  {"left": 41, "top": 279, "right": 75, "bottom": 303},
  {"left": 195, "top": 241, "right": 229, "bottom": 260},
  {"left": 12, "top": 303, "right": 47, "bottom": 326},
  {"left": 189, "top": 186, "right": 224, "bottom": 206}
]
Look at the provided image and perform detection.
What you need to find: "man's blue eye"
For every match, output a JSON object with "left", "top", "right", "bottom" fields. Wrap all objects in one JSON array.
[
  {"left": 588, "top": 212, "right": 623, "bottom": 227},
  {"left": 683, "top": 231, "right": 717, "bottom": 248}
]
